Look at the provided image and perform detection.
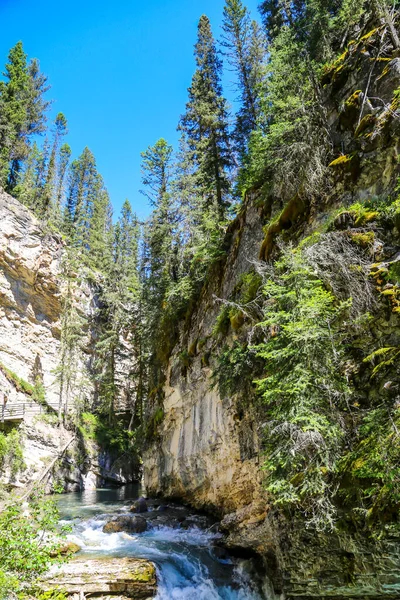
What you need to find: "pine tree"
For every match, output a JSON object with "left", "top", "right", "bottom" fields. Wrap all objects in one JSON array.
[
  {"left": 259, "top": 0, "right": 346, "bottom": 61},
  {"left": 42, "top": 113, "right": 68, "bottom": 221},
  {"left": 140, "top": 139, "right": 176, "bottom": 308},
  {"left": 95, "top": 200, "right": 140, "bottom": 423},
  {"left": 88, "top": 187, "right": 113, "bottom": 272},
  {"left": 13, "top": 142, "right": 41, "bottom": 209},
  {"left": 0, "top": 42, "right": 49, "bottom": 190},
  {"left": 31, "top": 138, "right": 50, "bottom": 215},
  {"left": 222, "top": 0, "right": 266, "bottom": 150},
  {"left": 57, "top": 250, "right": 89, "bottom": 420},
  {"left": 179, "top": 15, "right": 233, "bottom": 221},
  {"left": 56, "top": 143, "right": 71, "bottom": 208},
  {"left": 64, "top": 147, "right": 100, "bottom": 249}
]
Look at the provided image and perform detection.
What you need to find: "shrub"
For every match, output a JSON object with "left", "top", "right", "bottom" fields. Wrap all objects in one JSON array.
[
  {"left": 0, "top": 428, "right": 25, "bottom": 476},
  {"left": 254, "top": 246, "right": 351, "bottom": 530},
  {"left": 0, "top": 487, "right": 67, "bottom": 598}
]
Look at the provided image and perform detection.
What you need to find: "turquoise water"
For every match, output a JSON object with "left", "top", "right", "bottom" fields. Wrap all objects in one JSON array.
[{"left": 57, "top": 486, "right": 269, "bottom": 600}]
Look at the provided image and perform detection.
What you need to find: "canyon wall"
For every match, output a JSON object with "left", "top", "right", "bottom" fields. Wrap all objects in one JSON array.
[
  {"left": 144, "top": 23, "right": 400, "bottom": 599},
  {"left": 0, "top": 190, "right": 137, "bottom": 491}
]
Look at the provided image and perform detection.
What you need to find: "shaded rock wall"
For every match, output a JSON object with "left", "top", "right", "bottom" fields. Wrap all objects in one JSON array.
[
  {"left": 144, "top": 197, "right": 266, "bottom": 516},
  {"left": 144, "top": 22, "right": 400, "bottom": 599}
]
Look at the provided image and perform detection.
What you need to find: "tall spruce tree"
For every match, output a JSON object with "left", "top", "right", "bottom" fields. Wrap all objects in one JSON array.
[
  {"left": 179, "top": 15, "right": 233, "bottom": 221},
  {"left": 140, "top": 139, "right": 176, "bottom": 314},
  {"left": 0, "top": 42, "right": 49, "bottom": 190},
  {"left": 95, "top": 200, "right": 140, "bottom": 422},
  {"left": 222, "top": 0, "right": 266, "bottom": 150},
  {"left": 64, "top": 147, "right": 100, "bottom": 249},
  {"left": 139, "top": 139, "right": 179, "bottom": 399},
  {"left": 42, "top": 113, "right": 68, "bottom": 221},
  {"left": 56, "top": 143, "right": 71, "bottom": 207}
]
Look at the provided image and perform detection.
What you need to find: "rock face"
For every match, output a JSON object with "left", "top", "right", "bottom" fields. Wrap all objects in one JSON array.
[
  {"left": 0, "top": 191, "right": 64, "bottom": 410},
  {"left": 143, "top": 23, "right": 400, "bottom": 600},
  {"left": 143, "top": 197, "right": 265, "bottom": 517},
  {"left": 0, "top": 190, "right": 139, "bottom": 490},
  {"left": 41, "top": 557, "right": 157, "bottom": 598}
]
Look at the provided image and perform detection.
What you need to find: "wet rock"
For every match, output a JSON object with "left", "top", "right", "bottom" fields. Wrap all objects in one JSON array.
[
  {"left": 50, "top": 541, "right": 81, "bottom": 557},
  {"left": 130, "top": 496, "right": 148, "bottom": 513},
  {"left": 211, "top": 546, "right": 230, "bottom": 561},
  {"left": 157, "top": 504, "right": 169, "bottom": 512},
  {"left": 144, "top": 506, "right": 190, "bottom": 528},
  {"left": 103, "top": 515, "right": 147, "bottom": 534},
  {"left": 41, "top": 556, "right": 156, "bottom": 598}
]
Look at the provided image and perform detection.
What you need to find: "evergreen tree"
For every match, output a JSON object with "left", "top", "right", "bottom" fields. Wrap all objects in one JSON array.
[
  {"left": 42, "top": 113, "right": 68, "bottom": 221},
  {"left": 179, "top": 15, "right": 233, "bottom": 221},
  {"left": 88, "top": 187, "right": 113, "bottom": 272},
  {"left": 56, "top": 142, "right": 71, "bottom": 208},
  {"left": 140, "top": 139, "right": 176, "bottom": 313},
  {"left": 0, "top": 42, "right": 49, "bottom": 190},
  {"left": 31, "top": 138, "right": 50, "bottom": 215},
  {"left": 57, "top": 251, "right": 88, "bottom": 420},
  {"left": 259, "top": 0, "right": 340, "bottom": 60},
  {"left": 95, "top": 200, "right": 140, "bottom": 422},
  {"left": 64, "top": 147, "right": 100, "bottom": 249},
  {"left": 140, "top": 138, "right": 173, "bottom": 206},
  {"left": 13, "top": 142, "right": 41, "bottom": 209},
  {"left": 222, "top": 0, "right": 266, "bottom": 150}
]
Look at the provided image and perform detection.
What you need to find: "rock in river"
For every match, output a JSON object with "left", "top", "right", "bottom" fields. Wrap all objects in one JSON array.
[
  {"left": 41, "top": 556, "right": 157, "bottom": 598},
  {"left": 130, "top": 496, "right": 148, "bottom": 513},
  {"left": 103, "top": 514, "right": 147, "bottom": 534}
]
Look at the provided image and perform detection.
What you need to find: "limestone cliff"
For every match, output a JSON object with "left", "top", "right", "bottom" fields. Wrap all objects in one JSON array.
[
  {"left": 144, "top": 22, "right": 400, "bottom": 599},
  {"left": 144, "top": 197, "right": 266, "bottom": 515},
  {"left": 0, "top": 190, "right": 64, "bottom": 410},
  {"left": 0, "top": 190, "right": 137, "bottom": 491}
]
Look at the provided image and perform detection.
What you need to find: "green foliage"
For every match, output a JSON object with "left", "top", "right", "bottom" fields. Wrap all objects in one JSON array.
[
  {"left": 363, "top": 346, "right": 400, "bottom": 378},
  {"left": 254, "top": 246, "right": 351, "bottom": 529},
  {"left": 213, "top": 341, "right": 259, "bottom": 398},
  {"left": 0, "top": 487, "right": 65, "bottom": 598},
  {"left": 0, "top": 42, "right": 50, "bottom": 190},
  {"left": 0, "top": 362, "right": 34, "bottom": 396},
  {"left": 78, "top": 412, "right": 138, "bottom": 456},
  {"left": 0, "top": 428, "right": 25, "bottom": 476},
  {"left": 221, "top": 0, "right": 266, "bottom": 151},
  {"left": 213, "top": 305, "right": 231, "bottom": 337},
  {"left": 242, "top": 24, "right": 329, "bottom": 201},
  {"left": 238, "top": 271, "right": 262, "bottom": 304},
  {"left": 340, "top": 405, "right": 400, "bottom": 522},
  {"left": 145, "top": 407, "right": 165, "bottom": 439},
  {"left": 179, "top": 15, "right": 233, "bottom": 220},
  {"left": 30, "top": 590, "right": 68, "bottom": 600}
]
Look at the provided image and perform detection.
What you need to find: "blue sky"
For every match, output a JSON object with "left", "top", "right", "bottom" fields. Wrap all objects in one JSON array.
[{"left": 0, "top": 0, "right": 262, "bottom": 219}]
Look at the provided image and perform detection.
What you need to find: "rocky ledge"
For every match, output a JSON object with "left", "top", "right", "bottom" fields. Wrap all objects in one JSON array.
[{"left": 41, "top": 557, "right": 157, "bottom": 599}]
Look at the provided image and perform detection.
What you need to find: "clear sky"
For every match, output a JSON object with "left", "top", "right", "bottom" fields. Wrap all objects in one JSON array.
[{"left": 0, "top": 0, "right": 262, "bottom": 219}]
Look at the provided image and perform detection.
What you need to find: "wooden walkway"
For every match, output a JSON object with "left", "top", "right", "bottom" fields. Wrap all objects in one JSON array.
[{"left": 1, "top": 399, "right": 59, "bottom": 422}]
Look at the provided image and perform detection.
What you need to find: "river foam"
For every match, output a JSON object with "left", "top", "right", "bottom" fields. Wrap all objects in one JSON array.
[{"left": 58, "top": 487, "right": 267, "bottom": 599}]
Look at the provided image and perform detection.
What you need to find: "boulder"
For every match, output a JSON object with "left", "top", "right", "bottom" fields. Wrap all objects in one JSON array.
[
  {"left": 130, "top": 496, "right": 148, "bottom": 513},
  {"left": 41, "top": 557, "right": 156, "bottom": 598},
  {"left": 103, "top": 515, "right": 147, "bottom": 534},
  {"left": 50, "top": 541, "right": 81, "bottom": 557}
]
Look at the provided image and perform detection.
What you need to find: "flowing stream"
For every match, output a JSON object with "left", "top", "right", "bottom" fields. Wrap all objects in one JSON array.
[{"left": 57, "top": 485, "right": 269, "bottom": 600}]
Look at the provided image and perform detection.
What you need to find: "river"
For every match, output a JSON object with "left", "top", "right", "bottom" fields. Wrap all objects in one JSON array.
[{"left": 57, "top": 485, "right": 271, "bottom": 600}]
